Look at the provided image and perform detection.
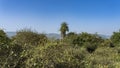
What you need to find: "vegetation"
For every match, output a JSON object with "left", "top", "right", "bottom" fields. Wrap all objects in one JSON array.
[
  {"left": 0, "top": 23, "right": 120, "bottom": 68},
  {"left": 60, "top": 22, "right": 69, "bottom": 39},
  {"left": 111, "top": 30, "right": 120, "bottom": 46}
]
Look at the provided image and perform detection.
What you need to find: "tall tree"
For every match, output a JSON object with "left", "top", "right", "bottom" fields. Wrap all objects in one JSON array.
[{"left": 60, "top": 22, "right": 69, "bottom": 39}]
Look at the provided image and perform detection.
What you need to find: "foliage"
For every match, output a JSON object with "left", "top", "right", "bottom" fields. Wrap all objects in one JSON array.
[
  {"left": 60, "top": 22, "right": 69, "bottom": 39},
  {"left": 65, "top": 32, "right": 104, "bottom": 47},
  {"left": 23, "top": 44, "right": 87, "bottom": 68},
  {"left": 111, "top": 30, "right": 120, "bottom": 46},
  {"left": 78, "top": 32, "right": 104, "bottom": 45},
  {"left": 0, "top": 29, "right": 10, "bottom": 45},
  {"left": 101, "top": 39, "right": 114, "bottom": 47},
  {"left": 85, "top": 47, "right": 120, "bottom": 68},
  {"left": 84, "top": 42, "right": 97, "bottom": 53},
  {"left": 12, "top": 28, "right": 47, "bottom": 47},
  {"left": 1, "top": 26, "right": 120, "bottom": 68},
  {"left": 0, "top": 43, "right": 23, "bottom": 68},
  {"left": 63, "top": 32, "right": 78, "bottom": 45}
]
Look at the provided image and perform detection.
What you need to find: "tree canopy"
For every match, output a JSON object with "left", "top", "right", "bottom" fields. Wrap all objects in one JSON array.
[{"left": 60, "top": 22, "right": 69, "bottom": 39}]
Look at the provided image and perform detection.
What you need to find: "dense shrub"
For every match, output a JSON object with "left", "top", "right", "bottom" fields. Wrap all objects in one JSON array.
[
  {"left": 12, "top": 29, "right": 47, "bottom": 47},
  {"left": 65, "top": 32, "right": 104, "bottom": 47},
  {"left": 63, "top": 32, "right": 78, "bottom": 45},
  {"left": 84, "top": 43, "right": 97, "bottom": 53},
  {"left": 0, "top": 44, "right": 23, "bottom": 68},
  {"left": 85, "top": 47, "right": 120, "bottom": 68},
  {"left": 101, "top": 39, "right": 114, "bottom": 47},
  {"left": 0, "top": 29, "right": 10, "bottom": 45},
  {"left": 22, "top": 44, "right": 87, "bottom": 68},
  {"left": 111, "top": 30, "right": 120, "bottom": 46}
]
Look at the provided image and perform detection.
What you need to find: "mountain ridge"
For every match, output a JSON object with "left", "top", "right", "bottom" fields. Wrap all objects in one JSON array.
[{"left": 6, "top": 32, "right": 110, "bottom": 39}]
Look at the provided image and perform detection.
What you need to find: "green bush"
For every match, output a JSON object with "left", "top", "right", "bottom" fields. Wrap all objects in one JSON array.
[
  {"left": 12, "top": 28, "right": 47, "bottom": 47},
  {"left": 111, "top": 30, "right": 120, "bottom": 46},
  {"left": 22, "top": 44, "right": 87, "bottom": 68},
  {"left": 0, "top": 29, "right": 10, "bottom": 45},
  {"left": 101, "top": 39, "right": 114, "bottom": 48},
  {"left": 84, "top": 43, "right": 97, "bottom": 53},
  {"left": 85, "top": 47, "right": 120, "bottom": 68},
  {"left": 0, "top": 44, "right": 23, "bottom": 68},
  {"left": 65, "top": 32, "right": 104, "bottom": 47}
]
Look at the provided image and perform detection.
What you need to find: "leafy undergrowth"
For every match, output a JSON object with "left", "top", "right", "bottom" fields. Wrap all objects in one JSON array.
[
  {"left": 85, "top": 47, "right": 120, "bottom": 68},
  {"left": 23, "top": 44, "right": 88, "bottom": 68}
]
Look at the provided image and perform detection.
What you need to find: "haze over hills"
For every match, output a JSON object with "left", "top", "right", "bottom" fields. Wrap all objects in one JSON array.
[
  {"left": 6, "top": 32, "right": 61, "bottom": 39},
  {"left": 6, "top": 32, "right": 16, "bottom": 38},
  {"left": 6, "top": 32, "right": 110, "bottom": 39}
]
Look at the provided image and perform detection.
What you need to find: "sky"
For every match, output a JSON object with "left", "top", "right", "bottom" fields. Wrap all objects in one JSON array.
[{"left": 0, "top": 0, "right": 120, "bottom": 35}]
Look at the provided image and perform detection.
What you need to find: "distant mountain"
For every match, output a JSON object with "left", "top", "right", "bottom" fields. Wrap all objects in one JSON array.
[
  {"left": 6, "top": 32, "right": 61, "bottom": 39},
  {"left": 6, "top": 32, "right": 110, "bottom": 39},
  {"left": 98, "top": 34, "right": 111, "bottom": 39},
  {"left": 45, "top": 34, "right": 110, "bottom": 39},
  {"left": 46, "top": 33, "right": 60, "bottom": 39},
  {"left": 6, "top": 32, "right": 16, "bottom": 37}
]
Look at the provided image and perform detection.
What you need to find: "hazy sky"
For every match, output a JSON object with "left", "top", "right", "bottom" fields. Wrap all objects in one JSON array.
[{"left": 0, "top": 0, "right": 120, "bottom": 35}]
